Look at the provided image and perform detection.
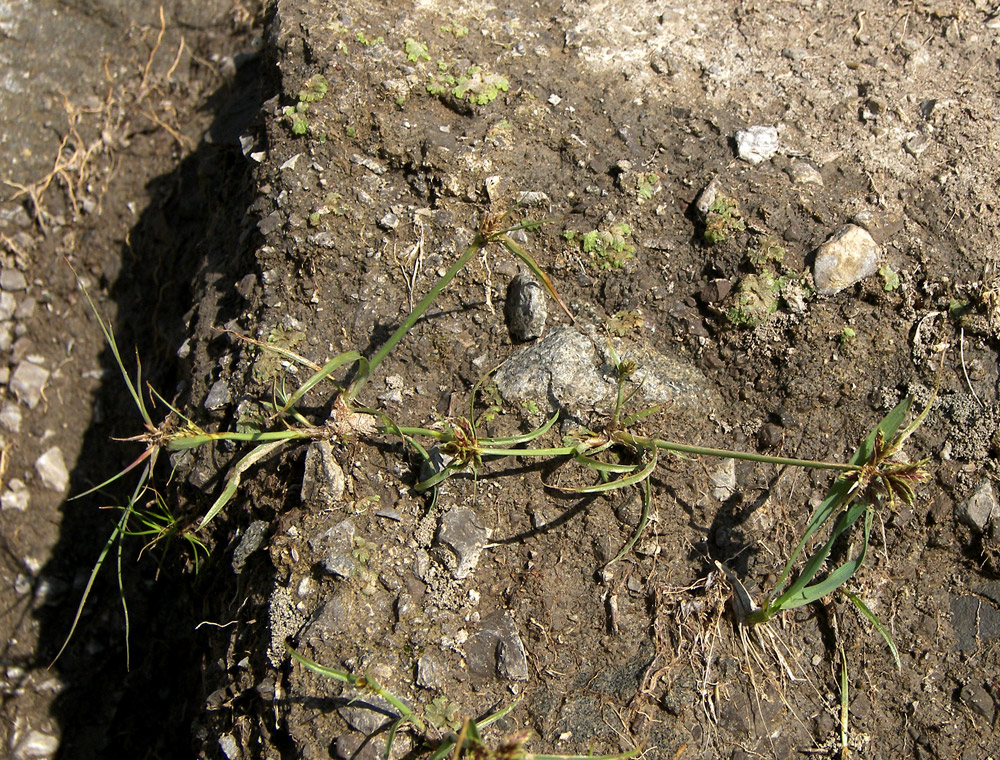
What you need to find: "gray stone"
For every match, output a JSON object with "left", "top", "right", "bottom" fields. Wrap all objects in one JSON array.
[
  {"left": 735, "top": 125, "right": 779, "bottom": 164},
  {"left": 950, "top": 593, "right": 1000, "bottom": 651},
  {"left": 257, "top": 211, "right": 283, "bottom": 235},
  {"left": 494, "top": 327, "right": 611, "bottom": 414},
  {"left": 434, "top": 506, "right": 490, "bottom": 580},
  {"left": 1, "top": 402, "right": 22, "bottom": 432},
  {"left": 301, "top": 440, "right": 345, "bottom": 508},
  {"left": 9, "top": 361, "right": 49, "bottom": 409},
  {"left": 350, "top": 153, "right": 386, "bottom": 175},
  {"left": 694, "top": 177, "right": 721, "bottom": 218},
  {"left": 787, "top": 159, "right": 824, "bottom": 185},
  {"left": 463, "top": 610, "right": 528, "bottom": 681},
  {"left": 516, "top": 190, "right": 551, "bottom": 206},
  {"left": 956, "top": 480, "right": 998, "bottom": 533},
  {"left": 494, "top": 327, "right": 718, "bottom": 417},
  {"left": 905, "top": 133, "right": 931, "bottom": 157},
  {"left": 35, "top": 447, "right": 69, "bottom": 492},
  {"left": 203, "top": 379, "right": 231, "bottom": 411},
  {"left": 1, "top": 269, "right": 27, "bottom": 291},
  {"left": 1, "top": 479, "right": 29, "bottom": 511},
  {"left": 309, "top": 519, "right": 356, "bottom": 579},
  {"left": 416, "top": 653, "right": 447, "bottom": 690},
  {"left": 959, "top": 682, "right": 995, "bottom": 722},
  {"left": 13, "top": 729, "right": 58, "bottom": 759},
  {"left": 378, "top": 212, "right": 399, "bottom": 231},
  {"left": 813, "top": 224, "right": 880, "bottom": 295},
  {"left": 231, "top": 520, "right": 270, "bottom": 574},
  {"left": 505, "top": 271, "right": 547, "bottom": 341}
]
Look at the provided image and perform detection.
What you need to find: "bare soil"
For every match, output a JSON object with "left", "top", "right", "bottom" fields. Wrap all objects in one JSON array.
[{"left": 2, "top": 1, "right": 999, "bottom": 759}]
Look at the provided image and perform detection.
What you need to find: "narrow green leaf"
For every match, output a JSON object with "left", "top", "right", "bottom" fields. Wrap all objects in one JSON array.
[
  {"left": 773, "top": 506, "right": 873, "bottom": 611},
  {"left": 843, "top": 589, "right": 901, "bottom": 670},
  {"left": 549, "top": 450, "right": 657, "bottom": 494},
  {"left": 484, "top": 411, "right": 559, "bottom": 446},
  {"left": 275, "top": 350, "right": 361, "bottom": 416},
  {"left": 605, "top": 478, "right": 652, "bottom": 566},
  {"left": 199, "top": 440, "right": 288, "bottom": 529}
]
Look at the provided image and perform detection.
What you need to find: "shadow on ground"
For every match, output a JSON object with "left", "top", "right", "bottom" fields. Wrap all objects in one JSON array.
[{"left": 31, "top": 49, "right": 270, "bottom": 758}]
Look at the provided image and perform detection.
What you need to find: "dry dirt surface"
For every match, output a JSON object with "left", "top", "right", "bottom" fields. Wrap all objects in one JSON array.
[{"left": 2, "top": 0, "right": 1000, "bottom": 759}]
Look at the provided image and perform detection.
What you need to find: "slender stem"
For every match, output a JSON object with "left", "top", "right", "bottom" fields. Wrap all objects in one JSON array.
[
  {"left": 478, "top": 446, "right": 577, "bottom": 457},
  {"left": 619, "top": 433, "right": 859, "bottom": 472},
  {"left": 166, "top": 428, "right": 314, "bottom": 450}
]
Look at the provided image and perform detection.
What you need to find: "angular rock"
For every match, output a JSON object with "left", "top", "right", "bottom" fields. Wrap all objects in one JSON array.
[
  {"left": 735, "top": 125, "right": 779, "bottom": 164},
  {"left": 231, "top": 520, "right": 270, "bottom": 574},
  {"left": 9, "top": 360, "right": 49, "bottom": 409},
  {"left": 13, "top": 729, "right": 58, "bottom": 759},
  {"left": 463, "top": 610, "right": 528, "bottom": 681},
  {"left": 0, "top": 291, "right": 16, "bottom": 320},
  {"left": 957, "top": 480, "right": 998, "bottom": 533},
  {"left": 434, "top": 507, "right": 490, "bottom": 580},
  {"left": 813, "top": 224, "right": 880, "bottom": 295},
  {"left": 959, "top": 681, "right": 995, "bottom": 721},
  {"left": 416, "top": 653, "right": 447, "bottom": 690},
  {"left": 787, "top": 159, "right": 823, "bottom": 185},
  {"left": 203, "top": 379, "right": 231, "bottom": 411},
  {"left": 35, "top": 447, "right": 69, "bottom": 492},
  {"left": 494, "top": 327, "right": 718, "bottom": 417},
  {"left": 505, "top": 271, "right": 547, "bottom": 341},
  {"left": 301, "top": 440, "right": 345, "bottom": 508}
]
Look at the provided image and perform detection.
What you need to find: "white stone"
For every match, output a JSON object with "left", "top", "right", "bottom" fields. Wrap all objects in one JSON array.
[
  {"left": 9, "top": 361, "right": 49, "bottom": 409},
  {"left": 813, "top": 224, "right": 881, "bottom": 295},
  {"left": 1, "top": 479, "right": 29, "bottom": 511},
  {"left": 13, "top": 729, "right": 59, "bottom": 759},
  {"left": 735, "top": 125, "right": 779, "bottom": 164},
  {"left": 35, "top": 447, "right": 69, "bottom": 492},
  {"left": 1, "top": 402, "right": 22, "bottom": 432}
]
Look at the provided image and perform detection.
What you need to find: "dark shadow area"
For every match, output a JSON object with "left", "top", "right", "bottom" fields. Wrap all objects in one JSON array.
[{"left": 30, "top": 40, "right": 274, "bottom": 759}]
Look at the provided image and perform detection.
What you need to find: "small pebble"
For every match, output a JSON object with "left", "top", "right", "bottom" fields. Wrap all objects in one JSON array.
[
  {"left": 9, "top": 361, "right": 49, "bottom": 409},
  {"left": 787, "top": 159, "right": 824, "bottom": 185},
  {"left": 0, "top": 291, "right": 16, "bottom": 320},
  {"left": 0, "top": 269, "right": 27, "bottom": 291},
  {"left": 813, "top": 224, "right": 880, "bottom": 295},
  {"left": 1, "top": 479, "right": 29, "bottom": 511},
  {"left": 35, "top": 447, "right": 70, "bottom": 492},
  {"left": 13, "top": 729, "right": 59, "bottom": 759},
  {"left": 204, "top": 379, "right": 231, "bottom": 411},
  {"left": 505, "top": 271, "right": 547, "bottom": 341},
  {"left": 735, "top": 125, "right": 779, "bottom": 164},
  {"left": 956, "top": 480, "right": 998, "bottom": 533}
]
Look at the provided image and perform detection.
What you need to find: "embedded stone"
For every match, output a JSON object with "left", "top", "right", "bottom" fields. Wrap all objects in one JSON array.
[{"left": 813, "top": 224, "right": 880, "bottom": 295}]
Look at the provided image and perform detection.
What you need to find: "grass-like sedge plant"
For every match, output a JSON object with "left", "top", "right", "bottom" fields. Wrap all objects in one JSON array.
[
  {"left": 286, "top": 644, "right": 640, "bottom": 760},
  {"left": 63, "top": 207, "right": 932, "bottom": 664}
]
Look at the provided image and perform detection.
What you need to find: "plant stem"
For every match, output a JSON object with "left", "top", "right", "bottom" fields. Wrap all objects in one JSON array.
[{"left": 619, "top": 432, "right": 859, "bottom": 472}]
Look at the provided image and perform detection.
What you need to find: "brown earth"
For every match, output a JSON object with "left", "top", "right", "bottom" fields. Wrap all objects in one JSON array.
[{"left": 1, "top": 1, "right": 998, "bottom": 759}]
